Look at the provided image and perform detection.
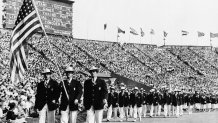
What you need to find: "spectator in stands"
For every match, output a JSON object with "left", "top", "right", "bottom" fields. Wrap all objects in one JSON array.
[{"left": 6, "top": 102, "right": 26, "bottom": 123}]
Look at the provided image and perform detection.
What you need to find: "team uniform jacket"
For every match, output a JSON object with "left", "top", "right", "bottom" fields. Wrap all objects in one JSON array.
[
  {"left": 172, "top": 94, "right": 180, "bottom": 106},
  {"left": 59, "top": 79, "right": 83, "bottom": 111},
  {"left": 35, "top": 79, "right": 60, "bottom": 111},
  {"left": 83, "top": 78, "right": 108, "bottom": 110},
  {"left": 130, "top": 92, "right": 143, "bottom": 107},
  {"left": 163, "top": 92, "right": 172, "bottom": 105},
  {"left": 118, "top": 91, "right": 129, "bottom": 107},
  {"left": 108, "top": 92, "right": 119, "bottom": 108}
]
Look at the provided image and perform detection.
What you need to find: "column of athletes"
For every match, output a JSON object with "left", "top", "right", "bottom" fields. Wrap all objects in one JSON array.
[
  {"left": 34, "top": 66, "right": 218, "bottom": 123},
  {"left": 105, "top": 84, "right": 218, "bottom": 122}
]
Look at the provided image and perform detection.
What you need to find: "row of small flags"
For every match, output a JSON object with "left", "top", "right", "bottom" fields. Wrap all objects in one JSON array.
[{"left": 104, "top": 24, "right": 218, "bottom": 38}]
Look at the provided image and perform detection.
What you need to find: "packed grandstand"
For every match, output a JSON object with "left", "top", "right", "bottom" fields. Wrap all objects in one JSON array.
[
  {"left": 1, "top": 28, "right": 218, "bottom": 92},
  {"left": 1, "top": 27, "right": 218, "bottom": 122}
]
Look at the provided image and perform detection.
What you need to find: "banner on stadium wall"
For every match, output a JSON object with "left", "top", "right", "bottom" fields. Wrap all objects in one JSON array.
[{"left": 3, "top": 0, "right": 73, "bottom": 36}]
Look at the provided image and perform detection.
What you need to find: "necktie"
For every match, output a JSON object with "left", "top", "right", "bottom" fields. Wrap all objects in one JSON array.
[
  {"left": 45, "top": 82, "right": 48, "bottom": 88},
  {"left": 45, "top": 80, "right": 49, "bottom": 88}
]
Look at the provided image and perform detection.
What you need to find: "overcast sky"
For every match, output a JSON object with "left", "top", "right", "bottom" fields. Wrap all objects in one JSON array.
[{"left": 73, "top": 0, "right": 218, "bottom": 47}]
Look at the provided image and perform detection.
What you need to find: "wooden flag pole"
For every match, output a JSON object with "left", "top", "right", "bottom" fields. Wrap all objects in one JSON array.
[{"left": 32, "top": 0, "right": 69, "bottom": 100}]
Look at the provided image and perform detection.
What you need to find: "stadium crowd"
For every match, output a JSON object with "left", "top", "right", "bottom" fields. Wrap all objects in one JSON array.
[{"left": 0, "top": 28, "right": 218, "bottom": 122}]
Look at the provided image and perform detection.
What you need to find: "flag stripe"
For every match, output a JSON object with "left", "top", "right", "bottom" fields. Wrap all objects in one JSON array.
[
  {"left": 12, "top": 11, "right": 36, "bottom": 35},
  {"left": 11, "top": 24, "right": 41, "bottom": 53},
  {"left": 10, "top": 0, "right": 42, "bottom": 83},
  {"left": 16, "top": 51, "right": 26, "bottom": 74},
  {"left": 12, "top": 17, "right": 40, "bottom": 46}
]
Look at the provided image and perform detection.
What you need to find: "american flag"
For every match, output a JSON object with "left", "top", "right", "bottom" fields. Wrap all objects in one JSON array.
[{"left": 10, "top": 0, "right": 42, "bottom": 83}]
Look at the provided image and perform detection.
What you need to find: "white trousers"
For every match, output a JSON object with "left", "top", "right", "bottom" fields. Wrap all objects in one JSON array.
[
  {"left": 129, "top": 106, "right": 133, "bottom": 117},
  {"left": 107, "top": 106, "right": 118, "bottom": 120},
  {"left": 149, "top": 105, "right": 154, "bottom": 116},
  {"left": 38, "top": 104, "right": 55, "bottom": 123},
  {"left": 188, "top": 105, "right": 193, "bottom": 114},
  {"left": 119, "top": 107, "right": 124, "bottom": 119},
  {"left": 60, "top": 106, "right": 77, "bottom": 123},
  {"left": 195, "top": 103, "right": 201, "bottom": 110},
  {"left": 157, "top": 105, "right": 161, "bottom": 116},
  {"left": 142, "top": 105, "right": 147, "bottom": 117},
  {"left": 154, "top": 105, "right": 158, "bottom": 116},
  {"left": 86, "top": 106, "right": 103, "bottom": 123},
  {"left": 164, "top": 104, "right": 168, "bottom": 116},
  {"left": 133, "top": 105, "right": 142, "bottom": 119},
  {"left": 119, "top": 106, "right": 129, "bottom": 119},
  {"left": 172, "top": 106, "right": 179, "bottom": 117},
  {"left": 124, "top": 107, "right": 129, "bottom": 119},
  {"left": 179, "top": 105, "right": 183, "bottom": 115}
]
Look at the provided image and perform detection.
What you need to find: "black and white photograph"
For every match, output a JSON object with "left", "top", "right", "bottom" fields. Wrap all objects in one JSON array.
[{"left": 0, "top": 0, "right": 218, "bottom": 123}]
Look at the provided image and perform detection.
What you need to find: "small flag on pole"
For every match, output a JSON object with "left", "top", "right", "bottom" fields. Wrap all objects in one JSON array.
[
  {"left": 210, "top": 32, "right": 218, "bottom": 38},
  {"left": 140, "top": 28, "right": 144, "bottom": 37},
  {"left": 130, "top": 27, "right": 138, "bottom": 35},
  {"left": 118, "top": 27, "right": 125, "bottom": 34},
  {"left": 182, "top": 30, "right": 189, "bottom": 36},
  {"left": 104, "top": 24, "right": 107, "bottom": 30},
  {"left": 10, "top": 0, "right": 42, "bottom": 83},
  {"left": 150, "top": 29, "right": 154, "bottom": 35},
  {"left": 164, "top": 31, "right": 168, "bottom": 37},
  {"left": 197, "top": 31, "right": 205, "bottom": 37}
]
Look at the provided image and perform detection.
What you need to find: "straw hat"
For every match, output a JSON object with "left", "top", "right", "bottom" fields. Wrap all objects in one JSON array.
[
  {"left": 134, "top": 87, "right": 139, "bottom": 90},
  {"left": 42, "top": 68, "right": 53, "bottom": 74},
  {"left": 110, "top": 86, "right": 115, "bottom": 90},
  {"left": 65, "top": 66, "right": 75, "bottom": 73},
  {"left": 89, "top": 66, "right": 99, "bottom": 73},
  {"left": 150, "top": 89, "right": 155, "bottom": 92},
  {"left": 121, "top": 87, "right": 125, "bottom": 90}
]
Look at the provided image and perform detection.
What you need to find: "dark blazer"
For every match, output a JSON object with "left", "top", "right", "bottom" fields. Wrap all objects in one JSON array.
[
  {"left": 201, "top": 96, "right": 207, "bottom": 104},
  {"left": 206, "top": 96, "right": 212, "bottom": 103},
  {"left": 118, "top": 91, "right": 129, "bottom": 107},
  {"left": 193, "top": 94, "right": 201, "bottom": 103},
  {"left": 35, "top": 79, "right": 60, "bottom": 111},
  {"left": 108, "top": 92, "right": 119, "bottom": 108},
  {"left": 163, "top": 92, "right": 172, "bottom": 105},
  {"left": 135, "top": 92, "right": 143, "bottom": 107},
  {"left": 147, "top": 93, "right": 154, "bottom": 105},
  {"left": 172, "top": 94, "right": 180, "bottom": 106},
  {"left": 187, "top": 94, "right": 194, "bottom": 106},
  {"left": 211, "top": 96, "right": 216, "bottom": 104},
  {"left": 153, "top": 93, "right": 159, "bottom": 106},
  {"left": 158, "top": 93, "right": 163, "bottom": 105},
  {"left": 142, "top": 93, "right": 147, "bottom": 105},
  {"left": 130, "top": 92, "right": 143, "bottom": 107},
  {"left": 179, "top": 94, "right": 185, "bottom": 105},
  {"left": 83, "top": 78, "right": 108, "bottom": 110},
  {"left": 130, "top": 92, "right": 135, "bottom": 107},
  {"left": 59, "top": 79, "right": 83, "bottom": 111}
]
